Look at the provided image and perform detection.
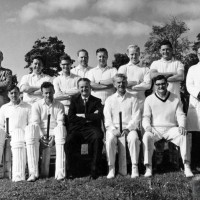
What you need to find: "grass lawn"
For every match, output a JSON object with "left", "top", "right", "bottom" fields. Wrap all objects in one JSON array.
[{"left": 0, "top": 170, "right": 195, "bottom": 200}]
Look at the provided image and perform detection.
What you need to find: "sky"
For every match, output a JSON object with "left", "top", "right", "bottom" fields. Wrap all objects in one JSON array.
[{"left": 0, "top": 0, "right": 200, "bottom": 81}]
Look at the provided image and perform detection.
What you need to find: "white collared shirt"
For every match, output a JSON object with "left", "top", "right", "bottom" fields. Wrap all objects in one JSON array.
[
  {"left": 150, "top": 58, "right": 184, "bottom": 97},
  {"left": 118, "top": 61, "right": 151, "bottom": 105},
  {"left": 0, "top": 101, "right": 31, "bottom": 134},
  {"left": 20, "top": 73, "right": 54, "bottom": 104},
  {"left": 104, "top": 92, "right": 141, "bottom": 131},
  {"left": 88, "top": 65, "right": 117, "bottom": 104},
  {"left": 31, "top": 98, "right": 65, "bottom": 135},
  {"left": 71, "top": 64, "right": 93, "bottom": 78}
]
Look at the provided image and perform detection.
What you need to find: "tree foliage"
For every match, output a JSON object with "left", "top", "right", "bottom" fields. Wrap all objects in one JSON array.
[
  {"left": 143, "top": 17, "right": 190, "bottom": 64},
  {"left": 24, "top": 36, "right": 66, "bottom": 77},
  {"left": 112, "top": 53, "right": 129, "bottom": 70}
]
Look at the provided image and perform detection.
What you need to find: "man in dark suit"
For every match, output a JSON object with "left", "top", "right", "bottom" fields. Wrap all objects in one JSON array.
[{"left": 65, "top": 78, "right": 104, "bottom": 179}]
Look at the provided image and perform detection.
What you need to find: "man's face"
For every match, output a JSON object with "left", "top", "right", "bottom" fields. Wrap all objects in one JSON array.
[
  {"left": 160, "top": 45, "right": 173, "bottom": 60},
  {"left": 60, "top": 59, "right": 71, "bottom": 74},
  {"left": 78, "top": 80, "right": 91, "bottom": 97},
  {"left": 97, "top": 51, "right": 108, "bottom": 67},
  {"left": 0, "top": 51, "right": 3, "bottom": 62},
  {"left": 31, "top": 59, "right": 43, "bottom": 74},
  {"left": 128, "top": 48, "right": 140, "bottom": 64},
  {"left": 8, "top": 88, "right": 20, "bottom": 103},
  {"left": 114, "top": 77, "right": 127, "bottom": 94},
  {"left": 42, "top": 87, "right": 55, "bottom": 104},
  {"left": 197, "top": 48, "right": 200, "bottom": 61},
  {"left": 155, "top": 79, "right": 168, "bottom": 95},
  {"left": 78, "top": 51, "right": 88, "bottom": 67}
]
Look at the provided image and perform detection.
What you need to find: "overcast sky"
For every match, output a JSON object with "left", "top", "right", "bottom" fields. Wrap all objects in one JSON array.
[{"left": 0, "top": 0, "right": 200, "bottom": 81}]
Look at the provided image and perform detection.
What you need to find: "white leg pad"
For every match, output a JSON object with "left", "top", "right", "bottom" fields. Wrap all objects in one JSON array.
[
  {"left": 10, "top": 128, "right": 26, "bottom": 182},
  {"left": 0, "top": 129, "right": 6, "bottom": 164},
  {"left": 54, "top": 125, "right": 67, "bottom": 179},
  {"left": 25, "top": 125, "right": 40, "bottom": 178}
]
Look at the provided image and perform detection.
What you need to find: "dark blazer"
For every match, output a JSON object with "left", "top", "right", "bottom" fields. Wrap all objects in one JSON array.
[{"left": 68, "top": 94, "right": 103, "bottom": 133}]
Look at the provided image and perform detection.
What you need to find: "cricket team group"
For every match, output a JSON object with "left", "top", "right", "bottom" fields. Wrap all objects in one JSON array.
[{"left": 0, "top": 39, "right": 200, "bottom": 182}]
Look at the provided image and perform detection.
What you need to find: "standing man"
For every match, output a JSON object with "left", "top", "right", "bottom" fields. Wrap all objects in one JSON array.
[
  {"left": 118, "top": 45, "right": 151, "bottom": 108},
  {"left": 25, "top": 82, "right": 66, "bottom": 181},
  {"left": 53, "top": 54, "right": 80, "bottom": 114},
  {"left": 0, "top": 85, "right": 31, "bottom": 182},
  {"left": 20, "top": 55, "right": 53, "bottom": 104},
  {"left": 150, "top": 40, "right": 184, "bottom": 98},
  {"left": 0, "top": 51, "right": 12, "bottom": 107},
  {"left": 104, "top": 74, "right": 141, "bottom": 179},
  {"left": 88, "top": 48, "right": 117, "bottom": 105},
  {"left": 186, "top": 45, "right": 200, "bottom": 169},
  {"left": 71, "top": 49, "right": 92, "bottom": 78},
  {"left": 65, "top": 78, "right": 103, "bottom": 179},
  {"left": 142, "top": 75, "right": 193, "bottom": 177}
]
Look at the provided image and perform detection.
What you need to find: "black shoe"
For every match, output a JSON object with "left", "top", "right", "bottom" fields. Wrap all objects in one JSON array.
[
  {"left": 67, "top": 170, "right": 75, "bottom": 179},
  {"left": 90, "top": 170, "right": 98, "bottom": 180}
]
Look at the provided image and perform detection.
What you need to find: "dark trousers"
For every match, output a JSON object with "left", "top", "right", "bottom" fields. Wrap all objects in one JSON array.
[
  {"left": 191, "top": 131, "right": 200, "bottom": 168},
  {"left": 65, "top": 124, "right": 103, "bottom": 174}
]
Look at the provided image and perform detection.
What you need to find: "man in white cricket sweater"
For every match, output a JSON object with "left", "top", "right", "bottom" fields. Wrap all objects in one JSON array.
[
  {"left": 0, "top": 85, "right": 31, "bottom": 182},
  {"left": 142, "top": 75, "right": 193, "bottom": 177},
  {"left": 104, "top": 74, "right": 141, "bottom": 179}
]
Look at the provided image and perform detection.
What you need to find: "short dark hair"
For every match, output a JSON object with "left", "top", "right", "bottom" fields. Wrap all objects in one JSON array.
[
  {"left": 41, "top": 82, "right": 54, "bottom": 91},
  {"left": 96, "top": 48, "right": 108, "bottom": 56},
  {"left": 153, "top": 75, "right": 168, "bottom": 84},
  {"left": 30, "top": 54, "right": 44, "bottom": 64},
  {"left": 77, "top": 49, "right": 88, "bottom": 57},
  {"left": 59, "top": 54, "right": 72, "bottom": 63},
  {"left": 159, "top": 40, "right": 173, "bottom": 49},
  {"left": 77, "top": 78, "right": 91, "bottom": 87},
  {"left": 8, "top": 85, "right": 20, "bottom": 92}
]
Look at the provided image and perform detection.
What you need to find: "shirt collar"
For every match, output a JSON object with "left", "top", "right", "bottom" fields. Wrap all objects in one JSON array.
[
  {"left": 42, "top": 98, "right": 55, "bottom": 106},
  {"left": 127, "top": 61, "right": 140, "bottom": 66},
  {"left": 7, "top": 100, "right": 23, "bottom": 106},
  {"left": 31, "top": 72, "right": 44, "bottom": 77},
  {"left": 115, "top": 91, "right": 127, "bottom": 98},
  {"left": 160, "top": 57, "right": 175, "bottom": 63},
  {"left": 77, "top": 64, "right": 89, "bottom": 70}
]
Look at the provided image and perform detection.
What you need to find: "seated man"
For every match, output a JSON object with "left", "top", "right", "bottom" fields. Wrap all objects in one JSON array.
[
  {"left": 104, "top": 74, "right": 141, "bottom": 179},
  {"left": 53, "top": 54, "right": 80, "bottom": 114},
  {"left": 142, "top": 75, "right": 193, "bottom": 177},
  {"left": 25, "top": 82, "right": 66, "bottom": 181},
  {"left": 65, "top": 78, "right": 104, "bottom": 179},
  {"left": 0, "top": 85, "right": 31, "bottom": 182}
]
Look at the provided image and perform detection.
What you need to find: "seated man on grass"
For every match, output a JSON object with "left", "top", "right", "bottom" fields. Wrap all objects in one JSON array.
[
  {"left": 104, "top": 73, "right": 141, "bottom": 179},
  {"left": 25, "top": 82, "right": 66, "bottom": 181},
  {"left": 142, "top": 75, "right": 193, "bottom": 177}
]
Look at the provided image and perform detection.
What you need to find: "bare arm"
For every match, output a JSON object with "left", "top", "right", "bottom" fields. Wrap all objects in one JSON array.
[
  {"left": 167, "top": 69, "right": 184, "bottom": 82},
  {"left": 20, "top": 84, "right": 40, "bottom": 94},
  {"left": 150, "top": 69, "right": 174, "bottom": 79}
]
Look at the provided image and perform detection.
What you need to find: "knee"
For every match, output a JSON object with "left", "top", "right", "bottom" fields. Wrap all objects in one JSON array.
[
  {"left": 127, "top": 130, "right": 140, "bottom": 143},
  {"left": 54, "top": 125, "right": 67, "bottom": 145},
  {"left": 106, "top": 132, "right": 117, "bottom": 146},
  {"left": 25, "top": 125, "right": 40, "bottom": 144},
  {"left": 11, "top": 129, "right": 25, "bottom": 148},
  {"left": 142, "top": 131, "right": 153, "bottom": 144}
]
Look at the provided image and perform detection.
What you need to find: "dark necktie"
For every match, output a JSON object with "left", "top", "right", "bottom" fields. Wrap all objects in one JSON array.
[{"left": 83, "top": 98, "right": 87, "bottom": 114}]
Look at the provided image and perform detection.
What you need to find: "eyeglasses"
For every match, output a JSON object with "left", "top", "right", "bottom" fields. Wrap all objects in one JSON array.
[{"left": 155, "top": 83, "right": 166, "bottom": 86}]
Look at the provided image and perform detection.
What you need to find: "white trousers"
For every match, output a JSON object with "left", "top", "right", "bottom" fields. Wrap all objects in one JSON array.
[
  {"left": 142, "top": 127, "right": 191, "bottom": 166},
  {"left": 25, "top": 124, "right": 67, "bottom": 179},
  {"left": 106, "top": 130, "right": 140, "bottom": 166}
]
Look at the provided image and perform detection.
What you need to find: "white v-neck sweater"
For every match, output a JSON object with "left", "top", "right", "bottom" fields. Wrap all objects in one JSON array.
[{"left": 142, "top": 92, "right": 185, "bottom": 130}]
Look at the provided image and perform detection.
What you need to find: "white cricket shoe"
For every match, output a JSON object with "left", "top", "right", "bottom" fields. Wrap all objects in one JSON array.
[
  {"left": 131, "top": 165, "right": 139, "bottom": 178},
  {"left": 144, "top": 165, "right": 152, "bottom": 177},
  {"left": 184, "top": 163, "right": 194, "bottom": 178},
  {"left": 27, "top": 174, "right": 37, "bottom": 182},
  {"left": 107, "top": 166, "right": 115, "bottom": 179}
]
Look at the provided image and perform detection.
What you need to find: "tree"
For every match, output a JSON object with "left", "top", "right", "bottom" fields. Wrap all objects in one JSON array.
[
  {"left": 112, "top": 53, "right": 129, "bottom": 70},
  {"left": 24, "top": 36, "right": 67, "bottom": 77},
  {"left": 142, "top": 17, "right": 191, "bottom": 64}
]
